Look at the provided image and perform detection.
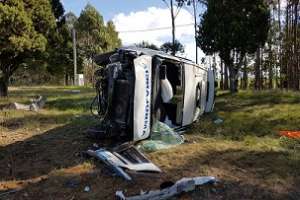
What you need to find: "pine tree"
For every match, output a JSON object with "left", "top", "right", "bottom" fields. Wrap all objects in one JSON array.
[{"left": 0, "top": 0, "right": 56, "bottom": 97}]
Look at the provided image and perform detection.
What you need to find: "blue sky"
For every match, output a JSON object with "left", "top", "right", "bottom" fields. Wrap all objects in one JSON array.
[
  {"left": 61, "top": 0, "right": 206, "bottom": 62},
  {"left": 61, "top": 0, "right": 165, "bottom": 20}
]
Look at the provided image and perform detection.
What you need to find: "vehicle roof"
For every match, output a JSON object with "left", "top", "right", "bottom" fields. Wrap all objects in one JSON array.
[
  {"left": 94, "top": 46, "right": 207, "bottom": 70},
  {"left": 120, "top": 46, "right": 198, "bottom": 65}
]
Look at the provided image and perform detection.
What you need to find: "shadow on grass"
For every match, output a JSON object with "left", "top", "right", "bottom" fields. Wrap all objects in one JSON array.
[
  {"left": 0, "top": 115, "right": 99, "bottom": 182},
  {"left": 155, "top": 146, "right": 300, "bottom": 200},
  {"left": 1, "top": 113, "right": 77, "bottom": 131},
  {"left": 1, "top": 142, "right": 299, "bottom": 199},
  {"left": 1, "top": 109, "right": 300, "bottom": 200}
]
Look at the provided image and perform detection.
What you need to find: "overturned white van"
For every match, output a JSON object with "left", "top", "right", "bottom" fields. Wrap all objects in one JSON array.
[{"left": 92, "top": 47, "right": 215, "bottom": 142}]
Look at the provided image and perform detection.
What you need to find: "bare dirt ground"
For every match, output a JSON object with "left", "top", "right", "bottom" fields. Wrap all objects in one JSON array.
[{"left": 0, "top": 87, "right": 299, "bottom": 200}]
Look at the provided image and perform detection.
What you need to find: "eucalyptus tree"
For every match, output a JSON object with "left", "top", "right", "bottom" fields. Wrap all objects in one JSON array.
[{"left": 197, "top": 0, "right": 270, "bottom": 92}]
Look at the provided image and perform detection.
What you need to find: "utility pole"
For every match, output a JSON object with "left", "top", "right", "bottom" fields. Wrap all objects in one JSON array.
[
  {"left": 72, "top": 28, "right": 77, "bottom": 85},
  {"left": 170, "top": 0, "right": 176, "bottom": 56},
  {"left": 192, "top": 0, "right": 198, "bottom": 64}
]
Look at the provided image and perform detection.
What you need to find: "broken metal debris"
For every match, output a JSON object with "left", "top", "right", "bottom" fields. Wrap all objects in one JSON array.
[
  {"left": 9, "top": 95, "right": 46, "bottom": 112},
  {"left": 115, "top": 176, "right": 217, "bottom": 200},
  {"left": 86, "top": 145, "right": 161, "bottom": 181},
  {"left": 213, "top": 118, "right": 224, "bottom": 124},
  {"left": 84, "top": 186, "right": 91, "bottom": 192}
]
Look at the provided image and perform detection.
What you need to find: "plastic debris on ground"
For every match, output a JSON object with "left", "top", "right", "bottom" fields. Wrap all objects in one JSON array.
[
  {"left": 279, "top": 131, "right": 300, "bottom": 139},
  {"left": 84, "top": 186, "right": 91, "bottom": 192},
  {"left": 116, "top": 176, "right": 217, "bottom": 200},
  {"left": 136, "top": 121, "right": 184, "bottom": 152},
  {"left": 213, "top": 118, "right": 224, "bottom": 124},
  {"left": 86, "top": 145, "right": 161, "bottom": 181}
]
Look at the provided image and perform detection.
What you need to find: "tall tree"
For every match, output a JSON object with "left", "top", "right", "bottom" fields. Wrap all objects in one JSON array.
[
  {"left": 241, "top": 56, "right": 249, "bottom": 90},
  {"left": 106, "top": 21, "right": 122, "bottom": 51},
  {"left": 51, "top": 0, "right": 64, "bottom": 21},
  {"left": 176, "top": 0, "right": 207, "bottom": 63},
  {"left": 280, "top": 0, "right": 299, "bottom": 90},
  {"left": 76, "top": 4, "right": 122, "bottom": 85},
  {"left": 255, "top": 47, "right": 263, "bottom": 90},
  {"left": 197, "top": 0, "right": 270, "bottom": 92},
  {"left": 160, "top": 40, "right": 185, "bottom": 54},
  {"left": 47, "top": 22, "right": 75, "bottom": 85},
  {"left": 162, "top": 0, "right": 185, "bottom": 55},
  {"left": 0, "top": 0, "right": 56, "bottom": 97},
  {"left": 220, "top": 60, "right": 224, "bottom": 89},
  {"left": 76, "top": 4, "right": 107, "bottom": 59}
]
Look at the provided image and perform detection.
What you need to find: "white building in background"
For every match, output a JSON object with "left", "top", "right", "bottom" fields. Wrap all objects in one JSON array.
[{"left": 75, "top": 74, "right": 84, "bottom": 86}]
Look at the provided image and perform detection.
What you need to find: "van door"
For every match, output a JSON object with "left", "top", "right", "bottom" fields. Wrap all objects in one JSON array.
[
  {"left": 133, "top": 55, "right": 152, "bottom": 141},
  {"left": 182, "top": 63, "right": 196, "bottom": 126}
]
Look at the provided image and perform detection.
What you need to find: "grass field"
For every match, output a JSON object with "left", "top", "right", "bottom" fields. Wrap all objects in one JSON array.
[{"left": 0, "top": 87, "right": 299, "bottom": 200}]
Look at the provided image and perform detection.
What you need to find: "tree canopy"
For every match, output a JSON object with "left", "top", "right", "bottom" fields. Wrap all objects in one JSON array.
[
  {"left": 0, "top": 2, "right": 122, "bottom": 95},
  {"left": 106, "top": 20, "right": 122, "bottom": 51},
  {"left": 76, "top": 4, "right": 107, "bottom": 58},
  {"left": 160, "top": 40, "right": 185, "bottom": 54},
  {"left": 0, "top": 0, "right": 56, "bottom": 96},
  {"left": 197, "top": 0, "right": 270, "bottom": 92},
  {"left": 135, "top": 41, "right": 160, "bottom": 50}
]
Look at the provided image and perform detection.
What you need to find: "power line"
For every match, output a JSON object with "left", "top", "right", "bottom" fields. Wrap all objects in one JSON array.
[{"left": 118, "top": 23, "right": 194, "bottom": 33}]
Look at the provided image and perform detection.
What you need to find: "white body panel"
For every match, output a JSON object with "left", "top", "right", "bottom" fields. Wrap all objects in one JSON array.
[
  {"left": 183, "top": 64, "right": 208, "bottom": 125},
  {"left": 195, "top": 68, "right": 208, "bottom": 118},
  {"left": 133, "top": 55, "right": 152, "bottom": 141},
  {"left": 182, "top": 64, "right": 196, "bottom": 126}
]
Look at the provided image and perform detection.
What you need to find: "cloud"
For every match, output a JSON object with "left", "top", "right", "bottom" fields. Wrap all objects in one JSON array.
[{"left": 112, "top": 7, "right": 204, "bottom": 62}]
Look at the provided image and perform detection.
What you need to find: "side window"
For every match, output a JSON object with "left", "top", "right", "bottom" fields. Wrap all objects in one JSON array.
[{"left": 196, "top": 82, "right": 202, "bottom": 108}]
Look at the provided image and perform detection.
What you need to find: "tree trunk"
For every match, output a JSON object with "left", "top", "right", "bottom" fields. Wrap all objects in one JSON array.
[
  {"left": 255, "top": 47, "right": 262, "bottom": 90},
  {"left": 64, "top": 73, "right": 69, "bottom": 86},
  {"left": 220, "top": 60, "right": 224, "bottom": 90},
  {"left": 293, "top": 1, "right": 299, "bottom": 90},
  {"left": 224, "top": 63, "right": 229, "bottom": 90},
  {"left": 269, "top": 66, "right": 273, "bottom": 89},
  {"left": 277, "top": 0, "right": 282, "bottom": 89},
  {"left": 0, "top": 76, "right": 9, "bottom": 97},
  {"left": 229, "top": 67, "right": 238, "bottom": 93},
  {"left": 269, "top": 48, "right": 274, "bottom": 89},
  {"left": 242, "top": 57, "right": 248, "bottom": 90},
  {"left": 170, "top": 0, "right": 176, "bottom": 56}
]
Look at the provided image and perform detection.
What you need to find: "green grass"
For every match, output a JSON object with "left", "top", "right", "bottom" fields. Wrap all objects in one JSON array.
[
  {"left": 0, "top": 87, "right": 95, "bottom": 129},
  {"left": 193, "top": 90, "right": 300, "bottom": 140},
  {"left": 0, "top": 87, "right": 299, "bottom": 199}
]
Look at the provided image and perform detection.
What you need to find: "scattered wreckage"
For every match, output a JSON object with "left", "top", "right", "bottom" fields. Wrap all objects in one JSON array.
[
  {"left": 116, "top": 176, "right": 217, "bottom": 200},
  {"left": 0, "top": 95, "right": 47, "bottom": 112},
  {"left": 86, "top": 145, "right": 161, "bottom": 181},
  {"left": 88, "top": 47, "right": 216, "bottom": 183}
]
